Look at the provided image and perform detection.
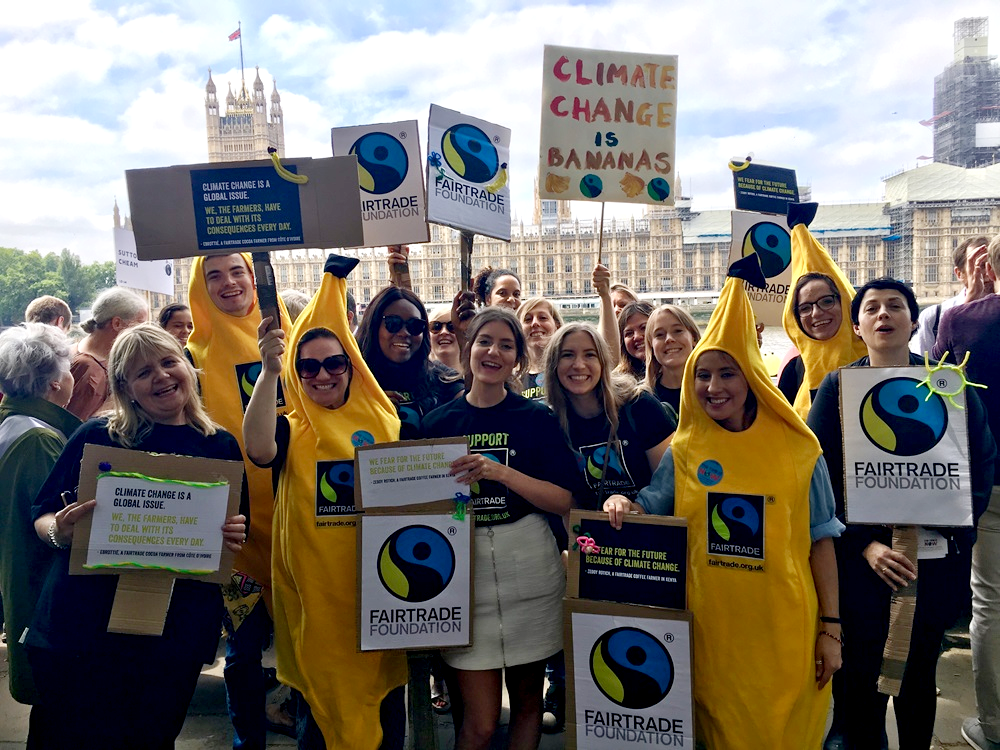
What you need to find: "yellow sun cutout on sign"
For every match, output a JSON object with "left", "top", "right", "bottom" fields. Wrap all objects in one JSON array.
[{"left": 917, "top": 351, "right": 987, "bottom": 410}]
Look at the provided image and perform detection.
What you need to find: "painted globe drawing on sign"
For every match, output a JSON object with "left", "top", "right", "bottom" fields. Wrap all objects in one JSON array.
[
  {"left": 350, "top": 132, "right": 408, "bottom": 195},
  {"left": 741, "top": 222, "right": 791, "bottom": 278},
  {"left": 647, "top": 177, "right": 671, "bottom": 202},
  {"left": 580, "top": 174, "right": 603, "bottom": 198},
  {"left": 378, "top": 525, "right": 456, "bottom": 603},
  {"left": 590, "top": 627, "right": 674, "bottom": 709},
  {"left": 441, "top": 124, "right": 498, "bottom": 183},
  {"left": 860, "top": 377, "right": 948, "bottom": 456}
]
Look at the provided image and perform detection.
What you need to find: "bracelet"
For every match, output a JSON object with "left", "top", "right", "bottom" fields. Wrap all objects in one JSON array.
[
  {"left": 47, "top": 520, "right": 69, "bottom": 550},
  {"left": 819, "top": 616, "right": 842, "bottom": 624},
  {"left": 819, "top": 630, "right": 842, "bottom": 646}
]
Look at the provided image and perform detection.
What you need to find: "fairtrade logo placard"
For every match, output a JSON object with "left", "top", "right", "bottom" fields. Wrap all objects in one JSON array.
[
  {"left": 442, "top": 124, "right": 500, "bottom": 183},
  {"left": 378, "top": 525, "right": 456, "bottom": 602},
  {"left": 741, "top": 222, "right": 791, "bottom": 278},
  {"left": 860, "top": 377, "right": 948, "bottom": 456},
  {"left": 707, "top": 492, "right": 765, "bottom": 560},
  {"left": 235, "top": 362, "right": 286, "bottom": 412},
  {"left": 351, "top": 132, "right": 409, "bottom": 195},
  {"left": 315, "top": 460, "right": 356, "bottom": 516},
  {"left": 590, "top": 627, "right": 674, "bottom": 709}
]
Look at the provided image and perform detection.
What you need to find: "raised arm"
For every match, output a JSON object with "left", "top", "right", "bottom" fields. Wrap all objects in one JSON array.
[
  {"left": 593, "top": 263, "right": 620, "bottom": 366},
  {"left": 243, "top": 316, "right": 283, "bottom": 465}
]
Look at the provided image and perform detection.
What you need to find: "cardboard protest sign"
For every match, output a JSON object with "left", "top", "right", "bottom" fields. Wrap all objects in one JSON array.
[
  {"left": 425, "top": 104, "right": 511, "bottom": 242},
  {"left": 354, "top": 438, "right": 469, "bottom": 514},
  {"left": 727, "top": 210, "right": 792, "bottom": 326},
  {"left": 125, "top": 157, "right": 364, "bottom": 260},
  {"left": 567, "top": 510, "right": 687, "bottom": 610},
  {"left": 566, "top": 599, "right": 694, "bottom": 749},
  {"left": 114, "top": 227, "right": 174, "bottom": 295},
  {"left": 731, "top": 161, "right": 798, "bottom": 214},
  {"left": 331, "top": 120, "right": 430, "bottom": 247},
  {"left": 840, "top": 366, "right": 973, "bottom": 526},
  {"left": 358, "top": 512, "right": 473, "bottom": 651},
  {"left": 538, "top": 45, "right": 677, "bottom": 206}
]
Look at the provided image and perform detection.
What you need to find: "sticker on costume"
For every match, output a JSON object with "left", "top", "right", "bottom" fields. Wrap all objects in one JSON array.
[
  {"left": 697, "top": 459, "right": 723, "bottom": 487},
  {"left": 315, "top": 460, "right": 357, "bottom": 516},
  {"left": 578, "top": 441, "right": 637, "bottom": 495},
  {"left": 918, "top": 527, "right": 948, "bottom": 559},
  {"left": 469, "top": 447, "right": 509, "bottom": 523},
  {"left": 706, "top": 492, "right": 765, "bottom": 564},
  {"left": 235, "top": 361, "right": 286, "bottom": 412}
]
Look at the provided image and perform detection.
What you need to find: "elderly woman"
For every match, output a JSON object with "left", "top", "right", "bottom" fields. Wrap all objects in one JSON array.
[
  {"left": 0, "top": 324, "right": 81, "bottom": 743},
  {"left": 24, "top": 324, "right": 247, "bottom": 749}
]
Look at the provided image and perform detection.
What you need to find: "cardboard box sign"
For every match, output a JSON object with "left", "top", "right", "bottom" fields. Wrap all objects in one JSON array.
[
  {"left": 72, "top": 444, "right": 244, "bottom": 635},
  {"left": 357, "top": 512, "right": 473, "bottom": 651},
  {"left": 566, "top": 599, "right": 694, "bottom": 749},
  {"left": 731, "top": 161, "right": 799, "bottom": 215},
  {"left": 125, "top": 156, "right": 364, "bottom": 260},
  {"left": 567, "top": 510, "right": 688, "bottom": 611}
]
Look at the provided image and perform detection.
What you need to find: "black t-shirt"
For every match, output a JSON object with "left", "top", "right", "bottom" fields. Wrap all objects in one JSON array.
[
  {"left": 375, "top": 360, "right": 464, "bottom": 440},
  {"left": 567, "top": 391, "right": 676, "bottom": 509},
  {"left": 521, "top": 371, "right": 547, "bottom": 401},
  {"left": 777, "top": 355, "right": 805, "bottom": 405},
  {"left": 421, "top": 391, "right": 586, "bottom": 526},
  {"left": 28, "top": 419, "right": 247, "bottom": 664},
  {"left": 653, "top": 381, "right": 681, "bottom": 416}
]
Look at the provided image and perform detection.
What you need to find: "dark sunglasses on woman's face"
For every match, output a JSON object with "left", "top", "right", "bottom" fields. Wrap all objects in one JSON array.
[
  {"left": 296, "top": 354, "right": 350, "bottom": 379},
  {"left": 429, "top": 321, "right": 455, "bottom": 333},
  {"left": 382, "top": 315, "right": 427, "bottom": 336}
]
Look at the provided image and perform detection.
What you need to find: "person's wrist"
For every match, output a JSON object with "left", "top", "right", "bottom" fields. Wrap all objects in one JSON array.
[{"left": 47, "top": 519, "right": 69, "bottom": 550}]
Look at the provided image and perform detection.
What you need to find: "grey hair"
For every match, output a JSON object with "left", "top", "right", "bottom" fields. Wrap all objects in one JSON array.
[
  {"left": 0, "top": 322, "right": 72, "bottom": 399},
  {"left": 81, "top": 288, "right": 147, "bottom": 334}
]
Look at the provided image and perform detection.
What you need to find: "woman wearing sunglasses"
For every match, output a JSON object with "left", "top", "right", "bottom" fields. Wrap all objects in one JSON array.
[
  {"left": 244, "top": 255, "right": 407, "bottom": 749},
  {"left": 428, "top": 304, "right": 462, "bottom": 372},
  {"left": 356, "top": 285, "right": 463, "bottom": 439}
]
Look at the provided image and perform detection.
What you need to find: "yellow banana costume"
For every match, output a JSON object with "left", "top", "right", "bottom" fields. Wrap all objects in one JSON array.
[
  {"left": 674, "top": 275, "right": 829, "bottom": 749},
  {"left": 273, "top": 255, "right": 407, "bottom": 748},
  {"left": 187, "top": 253, "right": 290, "bottom": 610},
  {"left": 782, "top": 212, "right": 867, "bottom": 420}
]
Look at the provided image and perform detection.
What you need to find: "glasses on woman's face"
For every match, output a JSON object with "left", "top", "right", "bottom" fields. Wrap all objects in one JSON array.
[
  {"left": 382, "top": 315, "right": 427, "bottom": 336},
  {"left": 296, "top": 354, "right": 350, "bottom": 379},
  {"left": 796, "top": 294, "right": 839, "bottom": 318},
  {"left": 430, "top": 320, "right": 455, "bottom": 333}
]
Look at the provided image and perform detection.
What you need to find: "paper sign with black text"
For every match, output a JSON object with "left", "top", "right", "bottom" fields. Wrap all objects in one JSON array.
[
  {"left": 731, "top": 161, "right": 798, "bottom": 214},
  {"left": 566, "top": 599, "right": 694, "bottom": 749},
  {"left": 840, "top": 366, "right": 972, "bottom": 526},
  {"left": 354, "top": 438, "right": 469, "bottom": 513},
  {"left": 358, "top": 512, "right": 472, "bottom": 651},
  {"left": 727, "top": 210, "right": 792, "bottom": 327},
  {"left": 114, "top": 227, "right": 174, "bottom": 295}
]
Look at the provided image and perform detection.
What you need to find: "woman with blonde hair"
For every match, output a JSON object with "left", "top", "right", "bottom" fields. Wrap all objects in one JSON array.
[
  {"left": 644, "top": 304, "right": 702, "bottom": 416},
  {"left": 614, "top": 300, "right": 653, "bottom": 380},
  {"left": 25, "top": 323, "right": 247, "bottom": 748},
  {"left": 517, "top": 297, "right": 563, "bottom": 401}
]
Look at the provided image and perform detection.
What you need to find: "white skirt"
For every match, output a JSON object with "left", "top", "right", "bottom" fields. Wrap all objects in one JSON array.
[{"left": 443, "top": 514, "right": 565, "bottom": 670}]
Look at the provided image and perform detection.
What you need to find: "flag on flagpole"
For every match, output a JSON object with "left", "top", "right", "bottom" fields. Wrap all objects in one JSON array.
[{"left": 229, "top": 28, "right": 241, "bottom": 41}]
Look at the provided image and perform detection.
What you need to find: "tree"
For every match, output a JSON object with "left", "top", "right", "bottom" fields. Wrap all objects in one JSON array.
[
  {"left": 59, "top": 248, "right": 91, "bottom": 311},
  {"left": 0, "top": 247, "right": 118, "bottom": 325}
]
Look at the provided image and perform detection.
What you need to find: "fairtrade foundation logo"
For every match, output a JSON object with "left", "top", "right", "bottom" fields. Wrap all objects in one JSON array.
[
  {"left": 350, "top": 132, "right": 409, "bottom": 194},
  {"left": 707, "top": 493, "right": 765, "bottom": 560},
  {"left": 235, "top": 362, "right": 285, "bottom": 411},
  {"left": 315, "top": 460, "right": 356, "bottom": 515},
  {"left": 590, "top": 627, "right": 674, "bottom": 709},
  {"left": 860, "top": 378, "right": 948, "bottom": 456},
  {"left": 586, "top": 444, "right": 625, "bottom": 481},
  {"left": 741, "top": 222, "right": 791, "bottom": 278},
  {"left": 441, "top": 124, "right": 499, "bottom": 183},
  {"left": 378, "top": 525, "right": 456, "bottom": 602}
]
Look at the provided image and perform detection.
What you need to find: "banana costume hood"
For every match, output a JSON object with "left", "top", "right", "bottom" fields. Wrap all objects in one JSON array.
[
  {"left": 781, "top": 205, "right": 867, "bottom": 419},
  {"left": 187, "top": 253, "right": 290, "bottom": 596},
  {"left": 672, "top": 270, "right": 829, "bottom": 749},
  {"left": 272, "top": 254, "right": 406, "bottom": 749}
]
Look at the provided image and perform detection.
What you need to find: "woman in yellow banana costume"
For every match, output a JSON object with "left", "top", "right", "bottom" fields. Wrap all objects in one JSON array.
[
  {"left": 604, "top": 266, "right": 844, "bottom": 749},
  {"left": 243, "top": 254, "right": 407, "bottom": 749},
  {"left": 779, "top": 204, "right": 867, "bottom": 420}
]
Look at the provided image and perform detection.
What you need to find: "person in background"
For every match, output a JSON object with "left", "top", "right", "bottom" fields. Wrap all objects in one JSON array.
[
  {"left": 0, "top": 323, "right": 80, "bottom": 746},
  {"left": 614, "top": 300, "right": 653, "bottom": 381},
  {"left": 911, "top": 236, "right": 987, "bottom": 357},
  {"left": 644, "top": 304, "right": 701, "bottom": 416},
  {"left": 428, "top": 304, "right": 462, "bottom": 373},
  {"left": 346, "top": 289, "right": 358, "bottom": 334},
  {"left": 157, "top": 303, "right": 194, "bottom": 347},
  {"left": 473, "top": 266, "right": 522, "bottom": 312},
  {"left": 279, "top": 290, "right": 311, "bottom": 324},
  {"left": 609, "top": 282, "right": 639, "bottom": 317},
  {"left": 518, "top": 297, "right": 563, "bottom": 401},
  {"left": 24, "top": 296, "right": 72, "bottom": 331},
  {"left": 66, "top": 287, "right": 148, "bottom": 421},
  {"left": 25, "top": 323, "right": 247, "bottom": 749}
]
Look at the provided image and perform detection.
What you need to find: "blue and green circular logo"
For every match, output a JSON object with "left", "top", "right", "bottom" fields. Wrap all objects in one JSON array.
[
  {"left": 860, "top": 377, "right": 947, "bottom": 456},
  {"left": 350, "top": 132, "right": 408, "bottom": 195},
  {"left": 441, "top": 124, "right": 498, "bottom": 183},
  {"left": 741, "top": 222, "right": 791, "bottom": 278},
  {"left": 378, "top": 525, "right": 456, "bottom": 602},
  {"left": 647, "top": 177, "right": 670, "bottom": 202},
  {"left": 590, "top": 627, "right": 673, "bottom": 709},
  {"left": 711, "top": 496, "right": 760, "bottom": 541},
  {"left": 581, "top": 174, "right": 603, "bottom": 198}
]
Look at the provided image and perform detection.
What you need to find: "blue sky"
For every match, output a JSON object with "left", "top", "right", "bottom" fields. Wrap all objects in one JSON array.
[{"left": 1, "top": 0, "right": 995, "bottom": 263}]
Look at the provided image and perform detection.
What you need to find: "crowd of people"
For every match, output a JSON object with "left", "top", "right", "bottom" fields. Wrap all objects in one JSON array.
[{"left": 1, "top": 221, "right": 1000, "bottom": 750}]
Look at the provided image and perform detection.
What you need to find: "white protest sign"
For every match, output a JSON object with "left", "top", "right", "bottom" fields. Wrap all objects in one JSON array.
[
  {"left": 726, "top": 210, "right": 792, "bottom": 327},
  {"left": 426, "top": 104, "right": 511, "bottom": 241},
  {"left": 358, "top": 512, "right": 472, "bottom": 651},
  {"left": 86, "top": 472, "right": 230, "bottom": 573},
  {"left": 355, "top": 438, "right": 468, "bottom": 511},
  {"left": 841, "top": 366, "right": 972, "bottom": 526},
  {"left": 114, "top": 227, "right": 175, "bottom": 295},
  {"left": 538, "top": 45, "right": 677, "bottom": 206},
  {"left": 567, "top": 603, "right": 694, "bottom": 749},
  {"left": 331, "top": 120, "right": 429, "bottom": 247}
]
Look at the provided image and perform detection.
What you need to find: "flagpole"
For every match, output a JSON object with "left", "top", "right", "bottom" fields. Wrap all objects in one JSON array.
[{"left": 238, "top": 21, "right": 244, "bottom": 84}]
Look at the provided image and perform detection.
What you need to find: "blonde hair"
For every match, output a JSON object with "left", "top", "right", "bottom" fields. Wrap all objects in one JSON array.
[
  {"left": 106, "top": 324, "right": 217, "bottom": 447},
  {"left": 543, "top": 322, "right": 640, "bottom": 438},
  {"left": 644, "top": 305, "right": 702, "bottom": 391},
  {"left": 517, "top": 297, "right": 564, "bottom": 330}
]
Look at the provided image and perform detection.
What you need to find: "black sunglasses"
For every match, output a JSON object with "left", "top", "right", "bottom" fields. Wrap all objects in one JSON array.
[
  {"left": 382, "top": 315, "right": 427, "bottom": 336},
  {"left": 296, "top": 354, "right": 351, "bottom": 379},
  {"left": 430, "top": 320, "right": 455, "bottom": 333}
]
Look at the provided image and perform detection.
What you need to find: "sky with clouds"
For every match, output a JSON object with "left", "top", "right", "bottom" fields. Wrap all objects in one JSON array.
[{"left": 1, "top": 0, "right": 995, "bottom": 264}]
